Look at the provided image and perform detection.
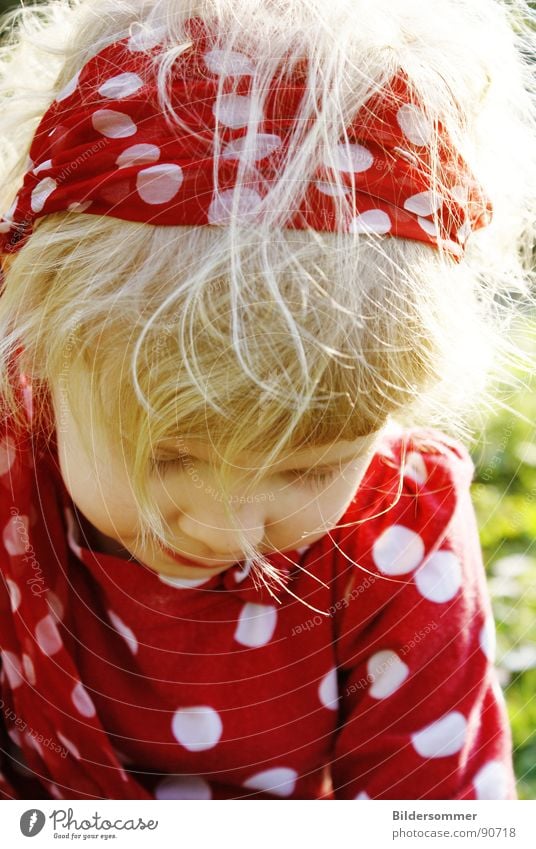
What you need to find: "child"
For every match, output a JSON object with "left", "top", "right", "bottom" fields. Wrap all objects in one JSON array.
[{"left": 0, "top": 0, "right": 534, "bottom": 801}]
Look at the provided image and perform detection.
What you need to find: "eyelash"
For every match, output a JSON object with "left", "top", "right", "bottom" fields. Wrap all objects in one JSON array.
[{"left": 150, "top": 455, "right": 339, "bottom": 488}]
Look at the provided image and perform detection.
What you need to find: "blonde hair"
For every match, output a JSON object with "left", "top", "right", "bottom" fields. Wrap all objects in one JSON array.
[{"left": 0, "top": 0, "right": 535, "bottom": 595}]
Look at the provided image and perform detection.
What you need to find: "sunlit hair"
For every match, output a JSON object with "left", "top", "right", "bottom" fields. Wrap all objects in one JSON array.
[{"left": 0, "top": 0, "right": 535, "bottom": 598}]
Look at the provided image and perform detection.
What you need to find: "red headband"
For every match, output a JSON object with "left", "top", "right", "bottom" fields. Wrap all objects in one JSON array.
[{"left": 0, "top": 16, "right": 492, "bottom": 260}]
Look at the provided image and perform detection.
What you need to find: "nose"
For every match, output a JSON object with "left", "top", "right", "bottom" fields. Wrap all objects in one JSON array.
[{"left": 177, "top": 501, "right": 265, "bottom": 558}]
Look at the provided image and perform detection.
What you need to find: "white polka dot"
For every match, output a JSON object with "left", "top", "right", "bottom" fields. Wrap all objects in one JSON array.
[
  {"left": 447, "top": 239, "right": 465, "bottom": 257},
  {"left": 172, "top": 705, "right": 223, "bottom": 752},
  {"left": 204, "top": 49, "right": 256, "bottom": 77},
  {"left": 46, "top": 591, "right": 64, "bottom": 621},
  {"left": 64, "top": 507, "right": 83, "bottom": 559},
  {"left": 155, "top": 775, "right": 212, "bottom": 799},
  {"left": 233, "top": 558, "right": 253, "bottom": 584},
  {"left": 35, "top": 614, "right": 63, "bottom": 656},
  {"left": 21, "top": 653, "right": 36, "bottom": 685},
  {"left": 25, "top": 732, "right": 44, "bottom": 759},
  {"left": 327, "top": 143, "right": 374, "bottom": 174},
  {"left": 48, "top": 783, "right": 64, "bottom": 799},
  {"left": 355, "top": 790, "right": 370, "bottom": 799},
  {"left": 349, "top": 210, "right": 392, "bottom": 235},
  {"left": 98, "top": 72, "right": 144, "bottom": 99},
  {"left": 479, "top": 614, "right": 496, "bottom": 662},
  {"left": 296, "top": 545, "right": 311, "bottom": 557},
  {"left": 411, "top": 711, "right": 467, "bottom": 758},
  {"left": 127, "top": 26, "right": 167, "bottom": 53},
  {"left": 473, "top": 759, "right": 509, "bottom": 799},
  {"left": 234, "top": 602, "right": 278, "bottom": 647},
  {"left": 71, "top": 682, "right": 96, "bottom": 718},
  {"left": 392, "top": 146, "right": 420, "bottom": 166},
  {"left": 403, "top": 451, "right": 428, "bottom": 485},
  {"left": 417, "top": 216, "right": 437, "bottom": 236},
  {"left": 30, "top": 178, "right": 57, "bottom": 213},
  {"left": 396, "top": 104, "right": 433, "bottom": 146},
  {"left": 367, "top": 650, "right": 410, "bottom": 699},
  {"left": 208, "top": 187, "right": 263, "bottom": 225},
  {"left": 136, "top": 163, "right": 183, "bottom": 204},
  {"left": 67, "top": 201, "right": 92, "bottom": 213},
  {"left": 314, "top": 180, "right": 351, "bottom": 198},
  {"left": 414, "top": 550, "right": 462, "bottom": 603},
  {"left": 116, "top": 143, "right": 161, "bottom": 168},
  {"left": 1, "top": 650, "right": 23, "bottom": 689},
  {"left": 57, "top": 731, "right": 81, "bottom": 760},
  {"left": 55, "top": 71, "right": 80, "bottom": 102},
  {"left": 5, "top": 578, "right": 21, "bottom": 612},
  {"left": 0, "top": 437, "right": 17, "bottom": 475},
  {"left": 107, "top": 609, "right": 138, "bottom": 655},
  {"left": 2, "top": 513, "right": 29, "bottom": 556},
  {"left": 451, "top": 184, "right": 469, "bottom": 204},
  {"left": 372, "top": 525, "right": 425, "bottom": 575},
  {"left": 242, "top": 767, "right": 298, "bottom": 797},
  {"left": 3, "top": 198, "right": 17, "bottom": 221},
  {"left": 32, "top": 159, "right": 53, "bottom": 175},
  {"left": 213, "top": 94, "right": 263, "bottom": 129},
  {"left": 403, "top": 190, "right": 443, "bottom": 217},
  {"left": 7, "top": 726, "right": 22, "bottom": 747},
  {"left": 457, "top": 220, "right": 472, "bottom": 244},
  {"left": 158, "top": 573, "right": 212, "bottom": 589},
  {"left": 1, "top": 207, "right": 17, "bottom": 231},
  {"left": 91, "top": 109, "right": 137, "bottom": 139},
  {"left": 222, "top": 133, "right": 282, "bottom": 163},
  {"left": 318, "top": 667, "right": 339, "bottom": 710}
]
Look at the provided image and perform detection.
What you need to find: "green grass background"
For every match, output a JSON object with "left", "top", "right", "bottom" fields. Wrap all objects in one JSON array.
[{"left": 470, "top": 314, "right": 536, "bottom": 800}]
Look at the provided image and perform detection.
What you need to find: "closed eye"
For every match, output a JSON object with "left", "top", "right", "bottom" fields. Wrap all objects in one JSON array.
[
  {"left": 285, "top": 467, "right": 339, "bottom": 487},
  {"left": 150, "top": 454, "right": 340, "bottom": 488}
]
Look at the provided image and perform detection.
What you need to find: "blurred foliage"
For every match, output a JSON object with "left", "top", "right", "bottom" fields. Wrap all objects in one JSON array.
[
  {"left": 471, "top": 313, "right": 536, "bottom": 800},
  {"left": 0, "top": 1, "right": 16, "bottom": 16}
]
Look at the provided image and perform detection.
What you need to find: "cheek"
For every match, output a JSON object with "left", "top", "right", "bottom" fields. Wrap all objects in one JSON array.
[
  {"left": 274, "top": 482, "right": 346, "bottom": 527},
  {"left": 312, "top": 471, "right": 367, "bottom": 522},
  {"left": 57, "top": 438, "right": 133, "bottom": 523},
  {"left": 316, "top": 484, "right": 354, "bottom": 520},
  {"left": 56, "top": 438, "right": 89, "bottom": 502},
  {"left": 149, "top": 473, "right": 197, "bottom": 512}
]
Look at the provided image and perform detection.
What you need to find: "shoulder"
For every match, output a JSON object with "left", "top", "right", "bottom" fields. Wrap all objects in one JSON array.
[
  {"left": 367, "top": 420, "right": 475, "bottom": 494},
  {"left": 327, "top": 422, "right": 480, "bottom": 604},
  {"left": 330, "top": 423, "right": 492, "bottom": 665},
  {"left": 346, "top": 421, "right": 475, "bottom": 536}
]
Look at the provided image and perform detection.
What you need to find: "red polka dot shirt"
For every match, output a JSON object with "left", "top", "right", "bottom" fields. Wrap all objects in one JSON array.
[{"left": 0, "top": 400, "right": 517, "bottom": 799}]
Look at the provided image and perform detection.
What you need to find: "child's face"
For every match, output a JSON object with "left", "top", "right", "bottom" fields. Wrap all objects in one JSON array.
[{"left": 50, "top": 383, "right": 383, "bottom": 579}]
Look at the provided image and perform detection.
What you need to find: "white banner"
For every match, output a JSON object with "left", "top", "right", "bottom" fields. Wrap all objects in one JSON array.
[{"left": 2, "top": 799, "right": 535, "bottom": 848}]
